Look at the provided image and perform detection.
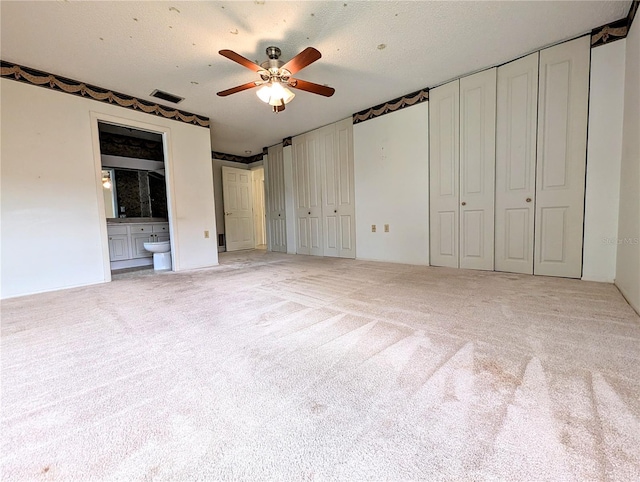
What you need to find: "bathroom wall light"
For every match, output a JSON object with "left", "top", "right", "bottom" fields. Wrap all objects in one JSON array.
[{"left": 102, "top": 171, "right": 112, "bottom": 189}]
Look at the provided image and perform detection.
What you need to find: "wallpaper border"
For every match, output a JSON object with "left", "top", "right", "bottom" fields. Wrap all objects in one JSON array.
[
  {"left": 212, "top": 151, "right": 264, "bottom": 164},
  {"left": 352, "top": 88, "right": 429, "bottom": 125},
  {"left": 591, "top": 0, "right": 639, "bottom": 47},
  {"left": 0, "top": 61, "right": 210, "bottom": 128}
]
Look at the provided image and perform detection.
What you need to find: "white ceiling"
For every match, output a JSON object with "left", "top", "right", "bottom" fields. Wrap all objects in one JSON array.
[{"left": 1, "top": 1, "right": 631, "bottom": 157}]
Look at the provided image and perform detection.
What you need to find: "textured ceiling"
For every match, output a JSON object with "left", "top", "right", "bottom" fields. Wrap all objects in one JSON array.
[{"left": 0, "top": 1, "right": 631, "bottom": 156}]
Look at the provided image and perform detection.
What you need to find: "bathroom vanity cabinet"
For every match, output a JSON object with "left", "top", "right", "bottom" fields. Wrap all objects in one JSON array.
[{"left": 107, "top": 221, "right": 169, "bottom": 269}]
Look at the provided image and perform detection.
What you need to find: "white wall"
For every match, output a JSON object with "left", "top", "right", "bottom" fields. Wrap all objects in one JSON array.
[
  {"left": 616, "top": 18, "right": 640, "bottom": 313},
  {"left": 211, "top": 158, "right": 249, "bottom": 251},
  {"left": 1, "top": 79, "right": 217, "bottom": 298},
  {"left": 583, "top": 40, "right": 626, "bottom": 282},
  {"left": 353, "top": 103, "right": 430, "bottom": 265}
]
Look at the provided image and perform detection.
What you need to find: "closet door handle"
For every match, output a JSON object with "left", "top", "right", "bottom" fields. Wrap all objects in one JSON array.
[
  {"left": 308, "top": 211, "right": 311, "bottom": 215},
  {"left": 526, "top": 198, "right": 532, "bottom": 203},
  {"left": 461, "top": 202, "right": 466, "bottom": 206},
  {"left": 334, "top": 210, "right": 337, "bottom": 213}
]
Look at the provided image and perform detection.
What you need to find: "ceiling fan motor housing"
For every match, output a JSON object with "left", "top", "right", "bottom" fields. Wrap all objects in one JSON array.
[
  {"left": 261, "top": 47, "right": 287, "bottom": 79},
  {"left": 265, "top": 46, "right": 281, "bottom": 60}
]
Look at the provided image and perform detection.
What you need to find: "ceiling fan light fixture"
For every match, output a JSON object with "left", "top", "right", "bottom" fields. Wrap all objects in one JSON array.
[
  {"left": 257, "top": 81, "right": 296, "bottom": 107},
  {"left": 270, "top": 81, "right": 285, "bottom": 97},
  {"left": 281, "top": 86, "right": 296, "bottom": 104},
  {"left": 256, "top": 84, "right": 272, "bottom": 103}
]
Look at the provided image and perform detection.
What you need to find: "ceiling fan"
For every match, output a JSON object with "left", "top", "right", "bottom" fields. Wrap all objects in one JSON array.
[{"left": 216, "top": 46, "right": 335, "bottom": 113}]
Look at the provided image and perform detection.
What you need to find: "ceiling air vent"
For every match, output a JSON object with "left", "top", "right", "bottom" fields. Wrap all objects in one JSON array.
[{"left": 150, "top": 89, "right": 184, "bottom": 104}]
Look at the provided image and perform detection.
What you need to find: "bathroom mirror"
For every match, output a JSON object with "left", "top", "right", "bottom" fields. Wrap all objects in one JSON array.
[{"left": 102, "top": 166, "right": 168, "bottom": 219}]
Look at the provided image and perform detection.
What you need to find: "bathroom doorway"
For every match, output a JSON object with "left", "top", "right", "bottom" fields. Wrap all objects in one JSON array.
[{"left": 97, "top": 121, "right": 173, "bottom": 273}]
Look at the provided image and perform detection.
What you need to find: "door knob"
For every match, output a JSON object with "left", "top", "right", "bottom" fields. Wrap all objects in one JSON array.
[
  {"left": 308, "top": 211, "right": 311, "bottom": 215},
  {"left": 461, "top": 202, "right": 466, "bottom": 206},
  {"left": 526, "top": 198, "right": 532, "bottom": 203},
  {"left": 278, "top": 214, "right": 281, "bottom": 217},
  {"left": 334, "top": 210, "right": 337, "bottom": 213}
]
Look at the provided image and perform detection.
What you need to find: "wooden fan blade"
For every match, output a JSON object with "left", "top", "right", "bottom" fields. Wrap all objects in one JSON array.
[
  {"left": 217, "top": 81, "right": 259, "bottom": 97},
  {"left": 281, "top": 47, "right": 321, "bottom": 75},
  {"left": 219, "top": 49, "right": 264, "bottom": 73},
  {"left": 288, "top": 78, "right": 335, "bottom": 97}
]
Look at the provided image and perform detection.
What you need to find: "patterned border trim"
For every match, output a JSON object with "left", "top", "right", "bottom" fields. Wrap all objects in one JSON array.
[
  {"left": 1, "top": 61, "right": 210, "bottom": 128},
  {"left": 212, "top": 151, "right": 264, "bottom": 164},
  {"left": 282, "top": 137, "right": 292, "bottom": 147},
  {"left": 591, "top": 18, "right": 628, "bottom": 47},
  {"left": 352, "top": 88, "right": 429, "bottom": 124},
  {"left": 591, "top": 0, "right": 639, "bottom": 47},
  {"left": 629, "top": 0, "right": 639, "bottom": 29}
]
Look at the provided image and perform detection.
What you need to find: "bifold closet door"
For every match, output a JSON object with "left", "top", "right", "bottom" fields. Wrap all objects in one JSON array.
[
  {"left": 266, "top": 144, "right": 287, "bottom": 253},
  {"left": 495, "top": 53, "right": 539, "bottom": 274},
  {"left": 534, "top": 35, "right": 590, "bottom": 278},
  {"left": 293, "top": 132, "right": 323, "bottom": 256},
  {"left": 321, "top": 119, "right": 356, "bottom": 259},
  {"left": 459, "top": 68, "right": 496, "bottom": 271},
  {"left": 429, "top": 79, "right": 460, "bottom": 268}
]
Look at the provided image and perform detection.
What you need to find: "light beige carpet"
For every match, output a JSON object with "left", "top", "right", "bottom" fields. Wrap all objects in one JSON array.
[{"left": 2, "top": 251, "right": 640, "bottom": 481}]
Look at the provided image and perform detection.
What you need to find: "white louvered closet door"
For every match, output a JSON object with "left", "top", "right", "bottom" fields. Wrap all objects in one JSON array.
[
  {"left": 534, "top": 35, "right": 590, "bottom": 278},
  {"left": 459, "top": 68, "right": 497, "bottom": 271},
  {"left": 495, "top": 53, "right": 539, "bottom": 274},
  {"left": 265, "top": 144, "right": 287, "bottom": 253},
  {"left": 429, "top": 79, "right": 460, "bottom": 268}
]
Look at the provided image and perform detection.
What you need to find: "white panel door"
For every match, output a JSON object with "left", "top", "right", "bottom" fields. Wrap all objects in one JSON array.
[
  {"left": 495, "top": 53, "right": 539, "bottom": 274},
  {"left": 266, "top": 144, "right": 287, "bottom": 253},
  {"left": 292, "top": 137, "right": 310, "bottom": 255},
  {"left": 334, "top": 118, "right": 356, "bottom": 258},
  {"left": 293, "top": 133, "right": 323, "bottom": 256},
  {"left": 252, "top": 168, "right": 266, "bottom": 246},
  {"left": 429, "top": 79, "right": 460, "bottom": 268},
  {"left": 320, "top": 119, "right": 356, "bottom": 259},
  {"left": 222, "top": 166, "right": 255, "bottom": 251},
  {"left": 306, "top": 131, "right": 324, "bottom": 256},
  {"left": 535, "top": 35, "right": 590, "bottom": 278},
  {"left": 459, "top": 68, "right": 497, "bottom": 271},
  {"left": 320, "top": 124, "right": 340, "bottom": 258}
]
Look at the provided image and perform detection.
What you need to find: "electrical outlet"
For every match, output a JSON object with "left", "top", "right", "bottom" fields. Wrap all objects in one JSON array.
[
  {"left": 371, "top": 224, "right": 376, "bottom": 233},
  {"left": 384, "top": 224, "right": 389, "bottom": 233},
  {"left": 204, "top": 230, "right": 210, "bottom": 238}
]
